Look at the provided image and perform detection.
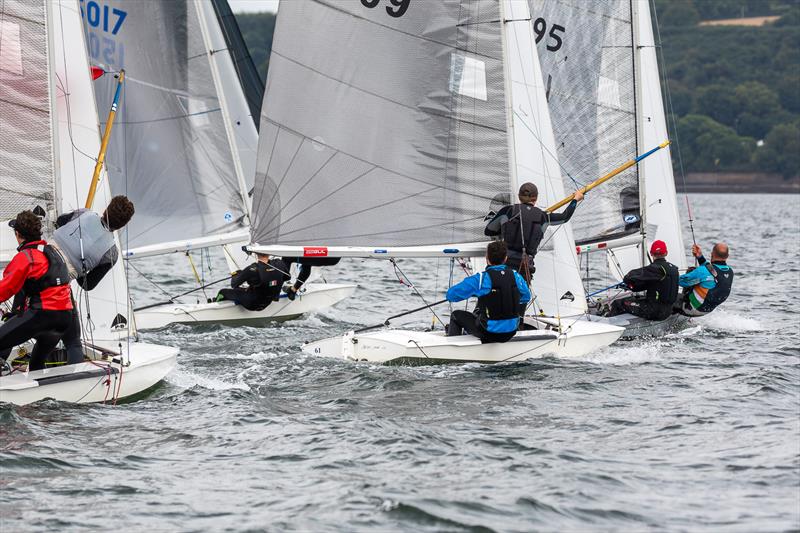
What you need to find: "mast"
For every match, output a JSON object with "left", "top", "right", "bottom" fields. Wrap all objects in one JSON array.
[
  {"left": 499, "top": 0, "right": 519, "bottom": 194},
  {"left": 44, "top": 0, "right": 62, "bottom": 223},
  {"left": 194, "top": 1, "right": 252, "bottom": 222},
  {"left": 631, "top": 0, "right": 648, "bottom": 267}
]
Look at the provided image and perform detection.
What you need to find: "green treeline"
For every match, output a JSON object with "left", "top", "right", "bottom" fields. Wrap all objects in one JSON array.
[{"left": 236, "top": 3, "right": 799, "bottom": 178}]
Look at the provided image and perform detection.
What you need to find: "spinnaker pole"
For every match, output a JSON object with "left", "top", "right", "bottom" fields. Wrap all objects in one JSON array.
[
  {"left": 85, "top": 69, "right": 125, "bottom": 209},
  {"left": 546, "top": 140, "right": 671, "bottom": 213}
]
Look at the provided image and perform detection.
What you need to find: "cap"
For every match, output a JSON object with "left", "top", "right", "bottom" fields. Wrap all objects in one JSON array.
[
  {"left": 650, "top": 239, "right": 667, "bottom": 256},
  {"left": 518, "top": 182, "right": 538, "bottom": 198}
]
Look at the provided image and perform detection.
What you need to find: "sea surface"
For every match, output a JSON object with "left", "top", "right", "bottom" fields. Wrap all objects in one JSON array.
[{"left": 1, "top": 193, "right": 798, "bottom": 532}]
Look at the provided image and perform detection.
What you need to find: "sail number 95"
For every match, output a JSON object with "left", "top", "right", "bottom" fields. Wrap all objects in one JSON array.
[
  {"left": 534, "top": 17, "right": 565, "bottom": 52},
  {"left": 361, "top": 0, "right": 410, "bottom": 18}
]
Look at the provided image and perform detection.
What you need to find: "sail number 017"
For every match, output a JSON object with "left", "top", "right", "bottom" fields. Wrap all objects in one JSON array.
[
  {"left": 361, "top": 0, "right": 410, "bottom": 18},
  {"left": 533, "top": 17, "right": 565, "bottom": 52}
]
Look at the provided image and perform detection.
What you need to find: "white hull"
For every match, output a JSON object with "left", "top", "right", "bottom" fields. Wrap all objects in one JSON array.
[
  {"left": 303, "top": 316, "right": 623, "bottom": 364},
  {"left": 0, "top": 343, "right": 178, "bottom": 406},
  {"left": 134, "top": 283, "right": 356, "bottom": 330}
]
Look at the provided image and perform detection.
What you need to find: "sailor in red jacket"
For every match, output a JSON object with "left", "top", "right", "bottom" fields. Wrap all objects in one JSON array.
[{"left": 0, "top": 211, "right": 73, "bottom": 371}]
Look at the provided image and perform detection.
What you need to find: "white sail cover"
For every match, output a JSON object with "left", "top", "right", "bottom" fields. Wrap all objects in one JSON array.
[
  {"left": 529, "top": 0, "right": 640, "bottom": 246},
  {"left": 84, "top": 0, "right": 254, "bottom": 254},
  {"left": 0, "top": 0, "right": 56, "bottom": 221},
  {"left": 250, "top": 0, "right": 512, "bottom": 251}
]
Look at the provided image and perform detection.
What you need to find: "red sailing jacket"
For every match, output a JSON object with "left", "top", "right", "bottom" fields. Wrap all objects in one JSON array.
[{"left": 0, "top": 240, "right": 73, "bottom": 311}]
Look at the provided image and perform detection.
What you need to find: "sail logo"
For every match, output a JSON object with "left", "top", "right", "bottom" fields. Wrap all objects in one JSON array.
[
  {"left": 304, "top": 247, "right": 328, "bottom": 257},
  {"left": 624, "top": 214, "right": 640, "bottom": 224}
]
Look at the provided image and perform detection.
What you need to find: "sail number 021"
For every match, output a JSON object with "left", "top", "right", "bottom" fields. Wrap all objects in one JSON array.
[
  {"left": 361, "top": 0, "right": 410, "bottom": 18},
  {"left": 533, "top": 17, "right": 565, "bottom": 52}
]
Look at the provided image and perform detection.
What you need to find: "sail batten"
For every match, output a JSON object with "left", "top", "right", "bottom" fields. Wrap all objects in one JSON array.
[{"left": 250, "top": 0, "right": 512, "bottom": 250}]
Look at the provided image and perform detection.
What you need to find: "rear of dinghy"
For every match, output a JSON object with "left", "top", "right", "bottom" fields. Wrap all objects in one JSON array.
[
  {"left": 303, "top": 316, "right": 624, "bottom": 364},
  {"left": 0, "top": 343, "right": 178, "bottom": 406},
  {"left": 134, "top": 283, "right": 357, "bottom": 330}
]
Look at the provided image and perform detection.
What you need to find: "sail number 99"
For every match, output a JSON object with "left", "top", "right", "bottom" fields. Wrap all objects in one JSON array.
[
  {"left": 361, "top": 0, "right": 410, "bottom": 18},
  {"left": 533, "top": 17, "right": 565, "bottom": 52}
]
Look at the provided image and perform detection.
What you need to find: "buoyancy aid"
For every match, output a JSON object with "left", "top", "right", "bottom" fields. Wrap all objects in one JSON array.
[
  {"left": 650, "top": 259, "right": 680, "bottom": 308},
  {"left": 477, "top": 268, "right": 520, "bottom": 330},
  {"left": 502, "top": 204, "right": 545, "bottom": 255},
  {"left": 696, "top": 263, "right": 734, "bottom": 313},
  {"left": 52, "top": 210, "right": 116, "bottom": 275},
  {"left": 20, "top": 242, "right": 70, "bottom": 309}
]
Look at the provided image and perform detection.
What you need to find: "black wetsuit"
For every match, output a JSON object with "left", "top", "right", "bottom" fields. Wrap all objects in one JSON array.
[
  {"left": 284, "top": 257, "right": 341, "bottom": 290},
  {"left": 611, "top": 258, "right": 680, "bottom": 320},
  {"left": 217, "top": 259, "right": 290, "bottom": 311},
  {"left": 484, "top": 200, "right": 578, "bottom": 278}
]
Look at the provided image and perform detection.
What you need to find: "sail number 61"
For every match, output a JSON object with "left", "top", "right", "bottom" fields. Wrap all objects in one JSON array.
[{"left": 361, "top": 0, "right": 410, "bottom": 18}]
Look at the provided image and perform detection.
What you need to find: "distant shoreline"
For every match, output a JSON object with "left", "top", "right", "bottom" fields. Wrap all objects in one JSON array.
[{"left": 674, "top": 173, "right": 799, "bottom": 194}]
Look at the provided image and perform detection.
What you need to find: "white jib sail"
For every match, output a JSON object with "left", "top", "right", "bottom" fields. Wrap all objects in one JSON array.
[{"left": 503, "top": 0, "right": 586, "bottom": 317}]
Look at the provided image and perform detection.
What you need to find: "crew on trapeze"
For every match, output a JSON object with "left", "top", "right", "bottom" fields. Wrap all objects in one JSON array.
[
  {"left": 0, "top": 211, "right": 73, "bottom": 371},
  {"left": 674, "top": 242, "right": 733, "bottom": 317},
  {"left": 485, "top": 182, "right": 583, "bottom": 281},
  {"left": 282, "top": 257, "right": 341, "bottom": 300},
  {"left": 605, "top": 239, "right": 680, "bottom": 321},
  {"left": 214, "top": 253, "right": 290, "bottom": 311},
  {"left": 445, "top": 241, "right": 531, "bottom": 343}
]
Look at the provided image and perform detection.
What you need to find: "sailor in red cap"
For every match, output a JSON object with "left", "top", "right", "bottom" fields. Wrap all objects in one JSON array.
[{"left": 606, "top": 239, "right": 680, "bottom": 321}]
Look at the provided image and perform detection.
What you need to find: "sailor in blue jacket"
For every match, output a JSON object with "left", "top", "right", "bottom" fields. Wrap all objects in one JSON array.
[
  {"left": 675, "top": 242, "right": 734, "bottom": 316},
  {"left": 446, "top": 241, "right": 532, "bottom": 343}
]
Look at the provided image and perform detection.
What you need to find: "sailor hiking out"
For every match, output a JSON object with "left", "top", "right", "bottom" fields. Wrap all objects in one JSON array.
[
  {"left": 675, "top": 243, "right": 733, "bottom": 317},
  {"left": 51, "top": 195, "right": 134, "bottom": 289},
  {"left": 0, "top": 211, "right": 73, "bottom": 371},
  {"left": 446, "top": 241, "right": 532, "bottom": 343},
  {"left": 50, "top": 195, "right": 135, "bottom": 366},
  {"left": 608, "top": 240, "right": 680, "bottom": 321},
  {"left": 215, "top": 253, "right": 290, "bottom": 311},
  {"left": 485, "top": 183, "right": 583, "bottom": 281}
]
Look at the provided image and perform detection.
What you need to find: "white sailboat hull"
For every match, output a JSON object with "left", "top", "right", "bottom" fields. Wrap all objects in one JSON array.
[
  {"left": 0, "top": 343, "right": 178, "bottom": 406},
  {"left": 303, "top": 316, "right": 623, "bottom": 364},
  {"left": 134, "top": 283, "right": 356, "bottom": 330}
]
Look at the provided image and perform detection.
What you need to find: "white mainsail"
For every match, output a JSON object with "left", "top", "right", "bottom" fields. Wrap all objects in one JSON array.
[{"left": 83, "top": 0, "right": 259, "bottom": 259}]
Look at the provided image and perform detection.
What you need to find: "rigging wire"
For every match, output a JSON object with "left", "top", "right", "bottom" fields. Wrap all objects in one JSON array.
[
  {"left": 389, "top": 258, "right": 445, "bottom": 329},
  {"left": 651, "top": 0, "right": 697, "bottom": 251}
]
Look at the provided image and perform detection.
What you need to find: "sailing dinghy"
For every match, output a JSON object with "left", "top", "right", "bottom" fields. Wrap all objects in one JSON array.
[
  {"left": 0, "top": 0, "right": 177, "bottom": 404},
  {"left": 247, "top": 0, "right": 624, "bottom": 364},
  {"left": 84, "top": 0, "right": 354, "bottom": 330},
  {"left": 531, "top": 0, "right": 689, "bottom": 338}
]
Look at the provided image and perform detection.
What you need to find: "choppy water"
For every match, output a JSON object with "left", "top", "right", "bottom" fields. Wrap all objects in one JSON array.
[{"left": 1, "top": 194, "right": 798, "bottom": 531}]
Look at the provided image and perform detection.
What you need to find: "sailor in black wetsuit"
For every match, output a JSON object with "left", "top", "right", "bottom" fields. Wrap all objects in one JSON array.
[
  {"left": 214, "top": 253, "right": 290, "bottom": 311},
  {"left": 485, "top": 183, "right": 583, "bottom": 281},
  {"left": 608, "top": 240, "right": 680, "bottom": 321}
]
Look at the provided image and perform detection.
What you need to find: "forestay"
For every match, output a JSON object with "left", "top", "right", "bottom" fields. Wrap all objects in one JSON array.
[
  {"left": 250, "top": 0, "right": 511, "bottom": 253},
  {"left": 529, "top": 0, "right": 640, "bottom": 246},
  {"left": 84, "top": 0, "right": 257, "bottom": 257}
]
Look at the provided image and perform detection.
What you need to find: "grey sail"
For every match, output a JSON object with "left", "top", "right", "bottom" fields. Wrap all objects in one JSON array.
[
  {"left": 529, "top": 0, "right": 640, "bottom": 245},
  {"left": 84, "top": 1, "right": 247, "bottom": 252},
  {"left": 250, "top": 0, "right": 510, "bottom": 249},
  {"left": 0, "top": 0, "right": 56, "bottom": 219}
]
